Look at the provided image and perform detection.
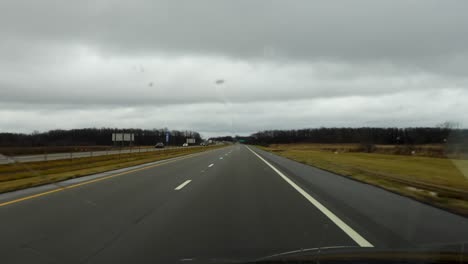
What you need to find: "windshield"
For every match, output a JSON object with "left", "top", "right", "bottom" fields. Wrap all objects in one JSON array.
[{"left": 1, "top": 1, "right": 467, "bottom": 263}]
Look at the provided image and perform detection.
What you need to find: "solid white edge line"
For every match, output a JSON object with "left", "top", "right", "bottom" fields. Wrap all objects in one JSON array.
[
  {"left": 174, "top": 180, "right": 192, "bottom": 191},
  {"left": 208, "top": 164, "right": 214, "bottom": 167},
  {"left": 246, "top": 146, "right": 373, "bottom": 248}
]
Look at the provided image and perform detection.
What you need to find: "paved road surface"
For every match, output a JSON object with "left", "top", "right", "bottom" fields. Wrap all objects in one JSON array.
[
  {"left": 1, "top": 145, "right": 467, "bottom": 263},
  {"left": 0, "top": 146, "right": 201, "bottom": 164}
]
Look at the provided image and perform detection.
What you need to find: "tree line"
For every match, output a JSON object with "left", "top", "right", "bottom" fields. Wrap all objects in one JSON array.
[
  {"left": 2, "top": 127, "right": 467, "bottom": 148},
  {"left": 247, "top": 127, "right": 468, "bottom": 145},
  {"left": 0, "top": 128, "right": 202, "bottom": 147}
]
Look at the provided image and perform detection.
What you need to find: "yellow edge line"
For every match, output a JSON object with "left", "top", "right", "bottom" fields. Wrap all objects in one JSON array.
[{"left": 0, "top": 151, "right": 207, "bottom": 207}]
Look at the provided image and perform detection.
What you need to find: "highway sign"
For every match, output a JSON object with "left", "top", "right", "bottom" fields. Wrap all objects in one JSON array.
[{"left": 112, "top": 133, "right": 134, "bottom": 142}]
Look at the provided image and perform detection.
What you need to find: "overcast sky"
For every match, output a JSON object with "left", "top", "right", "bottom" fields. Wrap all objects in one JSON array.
[{"left": 1, "top": 0, "right": 468, "bottom": 137}]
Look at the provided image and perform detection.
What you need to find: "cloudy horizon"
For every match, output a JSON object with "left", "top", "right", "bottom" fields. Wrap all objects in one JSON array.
[{"left": 1, "top": 0, "right": 468, "bottom": 137}]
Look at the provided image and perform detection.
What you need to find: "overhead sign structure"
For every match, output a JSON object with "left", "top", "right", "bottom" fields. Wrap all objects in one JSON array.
[{"left": 112, "top": 133, "right": 134, "bottom": 142}]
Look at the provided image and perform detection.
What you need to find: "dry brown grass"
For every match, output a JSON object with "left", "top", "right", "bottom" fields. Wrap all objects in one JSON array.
[
  {"left": 259, "top": 143, "right": 468, "bottom": 216},
  {"left": 0, "top": 146, "right": 223, "bottom": 193},
  {"left": 265, "top": 143, "right": 448, "bottom": 158},
  {"left": 0, "top": 145, "right": 157, "bottom": 155}
]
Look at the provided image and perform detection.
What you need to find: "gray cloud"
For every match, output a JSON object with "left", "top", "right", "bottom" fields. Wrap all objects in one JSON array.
[
  {"left": 1, "top": 0, "right": 467, "bottom": 135},
  {"left": 2, "top": 88, "right": 467, "bottom": 137},
  {"left": 2, "top": 1, "right": 468, "bottom": 64},
  {"left": 2, "top": 53, "right": 466, "bottom": 106}
]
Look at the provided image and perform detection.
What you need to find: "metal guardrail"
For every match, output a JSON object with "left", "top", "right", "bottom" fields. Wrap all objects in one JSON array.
[{"left": 0, "top": 146, "right": 202, "bottom": 165}]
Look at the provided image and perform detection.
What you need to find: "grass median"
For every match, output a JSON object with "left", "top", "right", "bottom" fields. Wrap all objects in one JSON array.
[
  {"left": 0, "top": 146, "right": 224, "bottom": 194},
  {"left": 258, "top": 144, "right": 468, "bottom": 216}
]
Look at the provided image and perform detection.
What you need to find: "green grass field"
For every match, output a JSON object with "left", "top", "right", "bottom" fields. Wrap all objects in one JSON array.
[
  {"left": 259, "top": 144, "right": 468, "bottom": 216},
  {"left": 0, "top": 146, "right": 223, "bottom": 194}
]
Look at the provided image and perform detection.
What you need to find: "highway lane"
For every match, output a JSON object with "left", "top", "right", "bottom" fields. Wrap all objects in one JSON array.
[
  {"left": 251, "top": 147, "right": 468, "bottom": 247},
  {"left": 0, "top": 145, "right": 203, "bottom": 164},
  {"left": 0, "top": 145, "right": 467, "bottom": 263}
]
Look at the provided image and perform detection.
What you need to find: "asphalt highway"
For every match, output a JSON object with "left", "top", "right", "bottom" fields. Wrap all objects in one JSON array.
[
  {"left": 0, "top": 146, "right": 201, "bottom": 164},
  {"left": 1, "top": 144, "right": 467, "bottom": 263}
]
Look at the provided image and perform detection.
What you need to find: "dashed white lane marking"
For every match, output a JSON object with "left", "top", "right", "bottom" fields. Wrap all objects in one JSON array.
[
  {"left": 174, "top": 180, "right": 192, "bottom": 191},
  {"left": 246, "top": 146, "right": 373, "bottom": 248},
  {"left": 208, "top": 164, "right": 214, "bottom": 168}
]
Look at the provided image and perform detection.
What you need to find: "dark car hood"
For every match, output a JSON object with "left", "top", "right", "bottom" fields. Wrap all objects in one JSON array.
[{"left": 248, "top": 244, "right": 468, "bottom": 264}]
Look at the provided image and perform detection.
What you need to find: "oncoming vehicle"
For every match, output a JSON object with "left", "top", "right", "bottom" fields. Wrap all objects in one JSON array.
[
  {"left": 182, "top": 143, "right": 188, "bottom": 147},
  {"left": 154, "top": 142, "right": 164, "bottom": 148}
]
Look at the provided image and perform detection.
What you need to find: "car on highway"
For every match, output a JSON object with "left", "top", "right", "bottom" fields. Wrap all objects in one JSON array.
[
  {"left": 182, "top": 143, "right": 188, "bottom": 147},
  {"left": 154, "top": 142, "right": 164, "bottom": 148}
]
